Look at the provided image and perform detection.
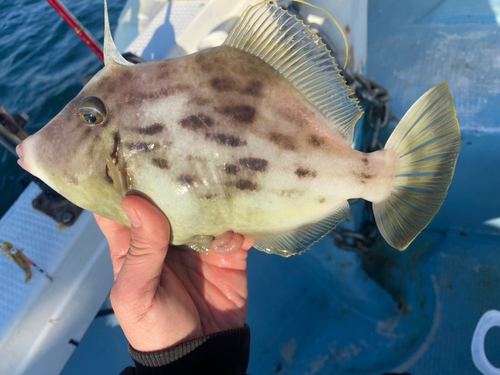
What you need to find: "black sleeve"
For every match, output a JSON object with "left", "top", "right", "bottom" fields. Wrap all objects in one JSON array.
[{"left": 119, "top": 324, "right": 250, "bottom": 375}]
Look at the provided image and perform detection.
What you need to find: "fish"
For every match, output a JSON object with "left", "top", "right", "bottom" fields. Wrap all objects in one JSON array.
[{"left": 16, "top": 1, "right": 460, "bottom": 257}]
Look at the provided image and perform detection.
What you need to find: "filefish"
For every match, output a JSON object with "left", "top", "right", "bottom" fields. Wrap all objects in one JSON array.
[{"left": 16, "top": 2, "right": 460, "bottom": 256}]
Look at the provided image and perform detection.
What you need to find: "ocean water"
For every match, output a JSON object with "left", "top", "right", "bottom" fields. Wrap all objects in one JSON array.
[{"left": 0, "top": 0, "right": 126, "bottom": 218}]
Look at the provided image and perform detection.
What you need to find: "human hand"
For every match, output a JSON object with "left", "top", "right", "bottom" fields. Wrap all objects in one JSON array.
[{"left": 94, "top": 195, "right": 252, "bottom": 352}]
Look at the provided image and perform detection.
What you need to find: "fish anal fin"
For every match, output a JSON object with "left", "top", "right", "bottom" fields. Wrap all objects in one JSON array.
[
  {"left": 252, "top": 201, "right": 350, "bottom": 257},
  {"left": 224, "top": 3, "right": 362, "bottom": 143}
]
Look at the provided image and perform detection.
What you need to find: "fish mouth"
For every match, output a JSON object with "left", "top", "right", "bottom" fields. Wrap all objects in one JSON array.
[
  {"left": 16, "top": 142, "right": 31, "bottom": 173},
  {"left": 16, "top": 137, "right": 40, "bottom": 178}
]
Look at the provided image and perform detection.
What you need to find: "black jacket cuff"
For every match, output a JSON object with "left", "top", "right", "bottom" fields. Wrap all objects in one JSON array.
[{"left": 128, "top": 324, "right": 250, "bottom": 375}]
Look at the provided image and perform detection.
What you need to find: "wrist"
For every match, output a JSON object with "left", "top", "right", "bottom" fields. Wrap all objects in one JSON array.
[
  {"left": 124, "top": 320, "right": 204, "bottom": 353},
  {"left": 129, "top": 325, "right": 250, "bottom": 375}
]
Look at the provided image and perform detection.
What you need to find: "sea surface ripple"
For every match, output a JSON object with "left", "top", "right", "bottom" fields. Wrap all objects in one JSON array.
[{"left": 0, "top": 0, "right": 125, "bottom": 217}]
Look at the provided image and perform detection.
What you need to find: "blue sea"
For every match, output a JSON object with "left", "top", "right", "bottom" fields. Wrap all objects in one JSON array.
[{"left": 0, "top": 0, "right": 126, "bottom": 218}]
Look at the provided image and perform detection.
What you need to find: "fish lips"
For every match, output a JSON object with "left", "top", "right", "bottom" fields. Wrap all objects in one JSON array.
[{"left": 16, "top": 141, "right": 32, "bottom": 174}]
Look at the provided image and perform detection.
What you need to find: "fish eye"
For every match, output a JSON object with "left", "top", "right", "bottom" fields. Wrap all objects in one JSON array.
[{"left": 78, "top": 97, "right": 107, "bottom": 126}]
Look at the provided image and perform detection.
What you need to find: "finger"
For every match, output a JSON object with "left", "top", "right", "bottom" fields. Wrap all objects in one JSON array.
[
  {"left": 116, "top": 195, "right": 170, "bottom": 305},
  {"left": 94, "top": 214, "right": 131, "bottom": 278},
  {"left": 205, "top": 232, "right": 253, "bottom": 270},
  {"left": 241, "top": 236, "right": 253, "bottom": 251},
  {"left": 210, "top": 231, "right": 245, "bottom": 255}
]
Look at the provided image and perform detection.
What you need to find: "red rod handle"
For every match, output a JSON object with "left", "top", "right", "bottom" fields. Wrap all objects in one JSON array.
[{"left": 46, "top": 0, "right": 104, "bottom": 62}]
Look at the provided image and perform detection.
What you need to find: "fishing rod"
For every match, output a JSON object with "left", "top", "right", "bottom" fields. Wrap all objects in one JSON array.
[
  {"left": 1, "top": 0, "right": 100, "bottom": 152},
  {"left": 0, "top": 0, "right": 133, "bottom": 229},
  {"left": 46, "top": 0, "right": 145, "bottom": 71},
  {"left": 0, "top": 0, "right": 105, "bottom": 158},
  {"left": 46, "top": 0, "right": 104, "bottom": 62},
  {"left": 0, "top": 0, "right": 104, "bottom": 220},
  {"left": 0, "top": 0, "right": 107, "bottom": 282}
]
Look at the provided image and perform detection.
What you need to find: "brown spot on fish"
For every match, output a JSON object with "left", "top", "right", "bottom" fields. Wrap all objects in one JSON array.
[
  {"left": 125, "top": 84, "right": 191, "bottom": 105},
  {"left": 118, "top": 69, "right": 133, "bottom": 80},
  {"left": 361, "top": 173, "right": 372, "bottom": 179},
  {"left": 225, "top": 164, "right": 239, "bottom": 175},
  {"left": 172, "top": 83, "right": 192, "bottom": 93},
  {"left": 68, "top": 176, "right": 79, "bottom": 186},
  {"left": 205, "top": 194, "right": 216, "bottom": 200},
  {"left": 242, "top": 80, "right": 264, "bottom": 97},
  {"left": 210, "top": 77, "right": 236, "bottom": 92},
  {"left": 270, "top": 132, "right": 296, "bottom": 150},
  {"left": 361, "top": 157, "right": 369, "bottom": 165},
  {"left": 208, "top": 133, "right": 246, "bottom": 147},
  {"left": 189, "top": 96, "right": 211, "bottom": 106},
  {"left": 345, "top": 25, "right": 351, "bottom": 34},
  {"left": 279, "top": 189, "right": 301, "bottom": 198},
  {"left": 164, "top": 83, "right": 191, "bottom": 95},
  {"left": 295, "top": 168, "right": 317, "bottom": 178},
  {"left": 196, "top": 52, "right": 222, "bottom": 74},
  {"left": 186, "top": 155, "right": 206, "bottom": 163},
  {"left": 276, "top": 109, "right": 306, "bottom": 128},
  {"left": 180, "top": 114, "right": 214, "bottom": 131},
  {"left": 200, "top": 62, "right": 214, "bottom": 73},
  {"left": 236, "top": 179, "right": 258, "bottom": 191},
  {"left": 309, "top": 135, "right": 325, "bottom": 148},
  {"left": 240, "top": 158, "right": 268, "bottom": 172},
  {"left": 353, "top": 171, "right": 373, "bottom": 184},
  {"left": 179, "top": 174, "right": 196, "bottom": 186},
  {"left": 220, "top": 105, "right": 255, "bottom": 124},
  {"left": 319, "top": 197, "right": 325, "bottom": 203},
  {"left": 151, "top": 158, "right": 170, "bottom": 170},
  {"left": 157, "top": 62, "right": 171, "bottom": 77},
  {"left": 134, "top": 123, "right": 164, "bottom": 135},
  {"left": 128, "top": 142, "right": 156, "bottom": 153},
  {"left": 107, "top": 82, "right": 116, "bottom": 93}
]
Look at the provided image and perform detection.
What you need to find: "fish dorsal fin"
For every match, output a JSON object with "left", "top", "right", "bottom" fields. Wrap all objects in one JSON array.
[
  {"left": 252, "top": 201, "right": 350, "bottom": 257},
  {"left": 104, "top": 0, "right": 133, "bottom": 67},
  {"left": 224, "top": 3, "right": 362, "bottom": 143}
]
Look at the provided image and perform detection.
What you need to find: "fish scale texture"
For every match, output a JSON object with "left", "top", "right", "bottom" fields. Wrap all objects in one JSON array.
[{"left": 0, "top": 184, "right": 86, "bottom": 338}]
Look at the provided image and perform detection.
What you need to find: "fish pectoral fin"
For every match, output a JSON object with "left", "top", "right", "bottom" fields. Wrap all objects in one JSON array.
[
  {"left": 251, "top": 201, "right": 350, "bottom": 257},
  {"left": 184, "top": 235, "right": 216, "bottom": 254},
  {"left": 105, "top": 155, "right": 131, "bottom": 196},
  {"left": 224, "top": 2, "right": 362, "bottom": 142}
]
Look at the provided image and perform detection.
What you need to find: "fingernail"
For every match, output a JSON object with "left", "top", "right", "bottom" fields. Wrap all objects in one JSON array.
[
  {"left": 212, "top": 243, "right": 237, "bottom": 255},
  {"left": 211, "top": 231, "right": 232, "bottom": 248},
  {"left": 211, "top": 232, "right": 245, "bottom": 255},
  {"left": 122, "top": 205, "right": 141, "bottom": 228}
]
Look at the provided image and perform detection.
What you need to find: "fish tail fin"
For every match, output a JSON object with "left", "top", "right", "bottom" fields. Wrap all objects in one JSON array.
[{"left": 373, "top": 82, "right": 460, "bottom": 250}]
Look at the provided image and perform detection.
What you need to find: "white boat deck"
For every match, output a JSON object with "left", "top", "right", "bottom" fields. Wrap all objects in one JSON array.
[{"left": 0, "top": 184, "right": 112, "bottom": 375}]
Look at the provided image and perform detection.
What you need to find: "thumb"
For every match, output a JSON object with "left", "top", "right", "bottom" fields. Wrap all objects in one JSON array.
[{"left": 113, "top": 195, "right": 170, "bottom": 307}]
